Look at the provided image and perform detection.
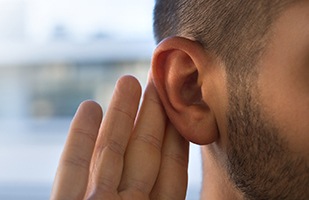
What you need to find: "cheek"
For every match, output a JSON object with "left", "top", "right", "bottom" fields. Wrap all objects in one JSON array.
[
  {"left": 257, "top": 65, "right": 309, "bottom": 159},
  {"left": 255, "top": 0, "right": 309, "bottom": 161}
]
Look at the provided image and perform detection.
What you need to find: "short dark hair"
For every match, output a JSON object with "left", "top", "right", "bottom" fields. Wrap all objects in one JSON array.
[{"left": 153, "top": 0, "right": 294, "bottom": 76}]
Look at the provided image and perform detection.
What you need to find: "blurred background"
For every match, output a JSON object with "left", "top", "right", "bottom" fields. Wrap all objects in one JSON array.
[{"left": 0, "top": 0, "right": 201, "bottom": 199}]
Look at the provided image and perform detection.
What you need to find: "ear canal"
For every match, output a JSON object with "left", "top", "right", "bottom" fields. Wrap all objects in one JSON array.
[{"left": 182, "top": 70, "right": 205, "bottom": 106}]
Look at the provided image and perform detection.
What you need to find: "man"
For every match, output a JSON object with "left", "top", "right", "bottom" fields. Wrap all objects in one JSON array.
[{"left": 51, "top": 0, "right": 309, "bottom": 199}]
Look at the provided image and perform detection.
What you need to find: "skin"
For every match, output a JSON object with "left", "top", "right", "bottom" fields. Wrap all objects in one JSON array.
[
  {"left": 257, "top": 0, "right": 309, "bottom": 158},
  {"left": 201, "top": 1, "right": 309, "bottom": 199},
  {"left": 50, "top": 76, "right": 189, "bottom": 199},
  {"left": 51, "top": 1, "right": 309, "bottom": 199}
]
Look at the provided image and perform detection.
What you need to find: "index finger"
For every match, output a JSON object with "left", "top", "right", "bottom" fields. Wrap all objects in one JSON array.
[{"left": 118, "top": 81, "right": 167, "bottom": 198}]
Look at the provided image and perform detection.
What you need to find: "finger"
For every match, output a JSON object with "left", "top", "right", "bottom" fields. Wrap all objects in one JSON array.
[
  {"left": 118, "top": 81, "right": 167, "bottom": 198},
  {"left": 150, "top": 122, "right": 189, "bottom": 200},
  {"left": 87, "top": 76, "right": 142, "bottom": 198},
  {"left": 50, "top": 100, "right": 102, "bottom": 200}
]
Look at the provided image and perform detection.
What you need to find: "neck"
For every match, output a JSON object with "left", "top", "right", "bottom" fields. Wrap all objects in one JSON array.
[{"left": 200, "top": 145, "right": 244, "bottom": 200}]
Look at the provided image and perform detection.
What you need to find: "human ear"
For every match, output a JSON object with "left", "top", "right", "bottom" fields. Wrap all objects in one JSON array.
[{"left": 151, "top": 37, "right": 219, "bottom": 145}]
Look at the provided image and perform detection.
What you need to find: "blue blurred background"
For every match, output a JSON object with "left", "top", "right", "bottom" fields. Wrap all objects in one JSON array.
[{"left": 0, "top": 0, "right": 202, "bottom": 199}]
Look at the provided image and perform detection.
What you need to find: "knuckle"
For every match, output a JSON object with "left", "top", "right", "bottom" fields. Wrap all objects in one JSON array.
[
  {"left": 106, "top": 139, "right": 126, "bottom": 156},
  {"left": 71, "top": 127, "right": 97, "bottom": 145},
  {"left": 111, "top": 105, "right": 135, "bottom": 122},
  {"left": 95, "top": 176, "right": 116, "bottom": 192},
  {"left": 85, "top": 175, "right": 117, "bottom": 199},
  {"left": 62, "top": 154, "right": 90, "bottom": 170},
  {"left": 164, "top": 152, "right": 188, "bottom": 169},
  {"left": 120, "top": 178, "right": 150, "bottom": 195},
  {"left": 135, "top": 133, "right": 162, "bottom": 152}
]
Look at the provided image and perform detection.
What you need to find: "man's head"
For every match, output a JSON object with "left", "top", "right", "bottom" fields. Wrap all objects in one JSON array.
[{"left": 151, "top": 0, "right": 309, "bottom": 199}]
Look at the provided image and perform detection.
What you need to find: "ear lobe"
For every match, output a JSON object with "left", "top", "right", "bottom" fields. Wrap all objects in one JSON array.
[{"left": 151, "top": 37, "right": 219, "bottom": 145}]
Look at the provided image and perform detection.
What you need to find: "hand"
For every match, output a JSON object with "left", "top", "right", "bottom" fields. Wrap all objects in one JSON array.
[{"left": 50, "top": 75, "right": 189, "bottom": 200}]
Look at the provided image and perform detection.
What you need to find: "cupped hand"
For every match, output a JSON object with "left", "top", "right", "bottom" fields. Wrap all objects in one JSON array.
[{"left": 50, "top": 75, "right": 189, "bottom": 200}]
